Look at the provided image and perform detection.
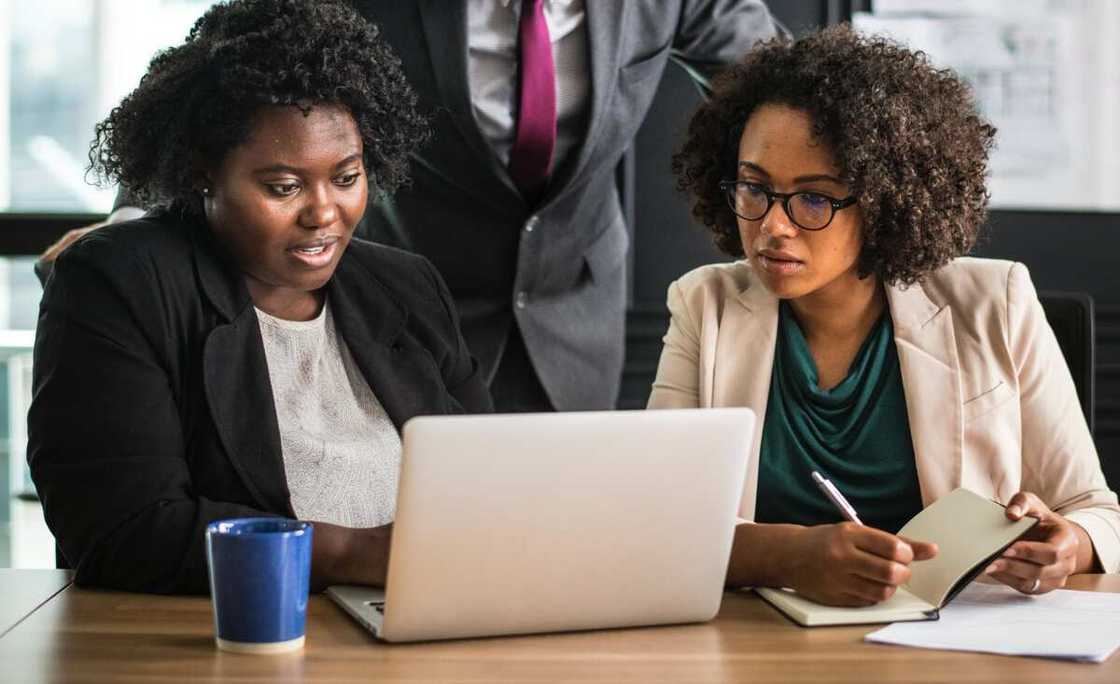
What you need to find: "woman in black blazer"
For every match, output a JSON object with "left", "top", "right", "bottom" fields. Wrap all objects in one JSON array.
[{"left": 28, "top": 0, "right": 491, "bottom": 594}]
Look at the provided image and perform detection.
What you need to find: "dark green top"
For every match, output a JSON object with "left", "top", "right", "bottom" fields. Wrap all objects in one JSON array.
[{"left": 753, "top": 301, "right": 923, "bottom": 534}]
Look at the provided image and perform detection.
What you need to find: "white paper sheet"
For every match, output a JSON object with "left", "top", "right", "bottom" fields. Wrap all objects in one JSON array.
[{"left": 865, "top": 583, "right": 1120, "bottom": 662}]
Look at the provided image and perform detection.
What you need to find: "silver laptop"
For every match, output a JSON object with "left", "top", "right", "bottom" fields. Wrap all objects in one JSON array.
[{"left": 328, "top": 408, "right": 755, "bottom": 642}]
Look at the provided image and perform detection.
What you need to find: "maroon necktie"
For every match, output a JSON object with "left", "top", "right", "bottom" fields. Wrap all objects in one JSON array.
[{"left": 508, "top": 0, "right": 557, "bottom": 203}]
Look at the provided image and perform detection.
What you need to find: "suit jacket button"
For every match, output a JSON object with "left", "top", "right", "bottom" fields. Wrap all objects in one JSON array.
[{"left": 515, "top": 291, "right": 528, "bottom": 309}]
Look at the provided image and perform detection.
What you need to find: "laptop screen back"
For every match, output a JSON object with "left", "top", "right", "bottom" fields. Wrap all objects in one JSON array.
[{"left": 380, "top": 408, "right": 755, "bottom": 642}]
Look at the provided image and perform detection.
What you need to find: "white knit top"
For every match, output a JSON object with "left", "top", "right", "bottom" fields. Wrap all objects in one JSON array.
[{"left": 255, "top": 301, "right": 401, "bottom": 528}]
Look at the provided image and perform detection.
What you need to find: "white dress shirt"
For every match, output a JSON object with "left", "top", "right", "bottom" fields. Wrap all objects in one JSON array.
[{"left": 467, "top": 0, "right": 589, "bottom": 171}]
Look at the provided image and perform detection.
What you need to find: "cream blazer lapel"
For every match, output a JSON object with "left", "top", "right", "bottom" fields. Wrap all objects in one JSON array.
[
  {"left": 885, "top": 283, "right": 963, "bottom": 507},
  {"left": 726, "top": 277, "right": 965, "bottom": 517},
  {"left": 716, "top": 282, "right": 778, "bottom": 520},
  {"left": 651, "top": 263, "right": 965, "bottom": 518}
]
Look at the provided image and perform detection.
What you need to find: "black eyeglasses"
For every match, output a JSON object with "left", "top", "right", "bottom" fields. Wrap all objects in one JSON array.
[{"left": 718, "top": 180, "right": 857, "bottom": 231}]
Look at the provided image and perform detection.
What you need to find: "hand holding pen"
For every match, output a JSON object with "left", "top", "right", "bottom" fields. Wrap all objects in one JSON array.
[{"left": 778, "top": 471, "right": 938, "bottom": 607}]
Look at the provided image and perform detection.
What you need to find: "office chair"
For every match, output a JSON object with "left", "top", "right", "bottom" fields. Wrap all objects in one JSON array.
[{"left": 1038, "top": 291, "right": 1096, "bottom": 435}]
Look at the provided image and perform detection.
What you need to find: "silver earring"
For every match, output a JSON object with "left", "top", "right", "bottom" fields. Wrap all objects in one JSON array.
[{"left": 200, "top": 187, "right": 211, "bottom": 196}]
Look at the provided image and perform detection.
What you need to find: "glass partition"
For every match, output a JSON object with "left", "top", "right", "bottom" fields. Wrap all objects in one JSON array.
[{"left": 0, "top": 0, "right": 218, "bottom": 568}]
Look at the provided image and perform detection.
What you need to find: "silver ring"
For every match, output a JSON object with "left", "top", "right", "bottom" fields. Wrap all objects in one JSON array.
[{"left": 1029, "top": 578, "right": 1041, "bottom": 593}]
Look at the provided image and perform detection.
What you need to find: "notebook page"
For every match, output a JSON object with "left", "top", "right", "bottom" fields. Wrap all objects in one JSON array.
[
  {"left": 865, "top": 583, "right": 1120, "bottom": 662},
  {"left": 899, "top": 488, "right": 1035, "bottom": 606}
]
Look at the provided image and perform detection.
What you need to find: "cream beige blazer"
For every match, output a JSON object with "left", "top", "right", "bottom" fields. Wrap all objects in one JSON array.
[{"left": 648, "top": 257, "right": 1120, "bottom": 572}]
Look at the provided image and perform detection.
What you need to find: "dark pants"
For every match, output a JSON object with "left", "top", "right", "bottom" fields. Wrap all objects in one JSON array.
[{"left": 490, "top": 326, "right": 554, "bottom": 413}]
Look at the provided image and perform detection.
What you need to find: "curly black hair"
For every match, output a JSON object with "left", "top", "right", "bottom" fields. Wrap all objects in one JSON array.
[
  {"left": 672, "top": 25, "right": 996, "bottom": 286},
  {"left": 88, "top": 0, "right": 428, "bottom": 216}
]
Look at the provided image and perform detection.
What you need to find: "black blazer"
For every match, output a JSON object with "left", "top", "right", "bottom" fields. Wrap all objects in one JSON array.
[{"left": 28, "top": 212, "right": 492, "bottom": 594}]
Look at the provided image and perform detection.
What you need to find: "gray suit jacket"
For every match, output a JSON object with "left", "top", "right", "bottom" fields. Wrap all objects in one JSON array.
[{"left": 356, "top": 1, "right": 784, "bottom": 410}]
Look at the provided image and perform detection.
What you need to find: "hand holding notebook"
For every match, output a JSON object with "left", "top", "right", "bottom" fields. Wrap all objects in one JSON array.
[
  {"left": 984, "top": 490, "right": 1090, "bottom": 595},
  {"left": 757, "top": 483, "right": 1038, "bottom": 626}
]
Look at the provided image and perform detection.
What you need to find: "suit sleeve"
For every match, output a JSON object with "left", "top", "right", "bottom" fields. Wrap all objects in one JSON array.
[
  {"left": 28, "top": 245, "right": 270, "bottom": 594},
  {"left": 421, "top": 258, "right": 494, "bottom": 414},
  {"left": 671, "top": 0, "right": 788, "bottom": 93},
  {"left": 1008, "top": 263, "right": 1120, "bottom": 572},
  {"left": 648, "top": 279, "right": 703, "bottom": 409}
]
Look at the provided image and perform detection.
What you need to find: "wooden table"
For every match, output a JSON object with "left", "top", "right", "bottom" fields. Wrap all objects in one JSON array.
[
  {"left": 0, "top": 569, "right": 71, "bottom": 639},
  {"left": 1, "top": 573, "right": 1118, "bottom": 683}
]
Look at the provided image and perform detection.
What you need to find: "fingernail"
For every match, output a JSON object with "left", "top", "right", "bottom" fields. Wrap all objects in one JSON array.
[
  {"left": 1008, "top": 505, "right": 1022, "bottom": 516},
  {"left": 985, "top": 563, "right": 998, "bottom": 573},
  {"left": 1004, "top": 548, "right": 1016, "bottom": 558}
]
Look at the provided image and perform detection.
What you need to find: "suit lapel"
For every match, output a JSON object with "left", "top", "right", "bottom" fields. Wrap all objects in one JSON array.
[
  {"left": 718, "top": 278, "right": 778, "bottom": 520},
  {"left": 192, "top": 223, "right": 292, "bottom": 516},
  {"left": 417, "top": 0, "right": 524, "bottom": 208},
  {"left": 203, "top": 310, "right": 292, "bottom": 516},
  {"left": 887, "top": 283, "right": 963, "bottom": 506},
  {"left": 328, "top": 255, "right": 430, "bottom": 430},
  {"left": 545, "top": 1, "right": 627, "bottom": 201}
]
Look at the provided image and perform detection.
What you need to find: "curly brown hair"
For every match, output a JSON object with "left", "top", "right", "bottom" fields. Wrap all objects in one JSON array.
[
  {"left": 672, "top": 25, "right": 996, "bottom": 286},
  {"left": 88, "top": 0, "right": 428, "bottom": 218}
]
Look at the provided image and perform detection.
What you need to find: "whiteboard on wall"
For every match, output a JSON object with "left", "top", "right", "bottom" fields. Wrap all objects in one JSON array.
[{"left": 854, "top": 0, "right": 1120, "bottom": 211}]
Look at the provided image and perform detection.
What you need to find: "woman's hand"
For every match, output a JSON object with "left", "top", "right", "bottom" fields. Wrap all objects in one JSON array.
[
  {"left": 985, "top": 491, "right": 1097, "bottom": 594},
  {"left": 309, "top": 521, "right": 393, "bottom": 592},
  {"left": 727, "top": 521, "right": 937, "bottom": 607},
  {"left": 785, "top": 523, "right": 938, "bottom": 606}
]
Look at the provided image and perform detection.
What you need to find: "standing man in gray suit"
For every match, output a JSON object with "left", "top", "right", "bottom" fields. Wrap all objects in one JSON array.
[
  {"left": 356, "top": 0, "right": 783, "bottom": 411},
  {"left": 39, "top": 0, "right": 784, "bottom": 412}
]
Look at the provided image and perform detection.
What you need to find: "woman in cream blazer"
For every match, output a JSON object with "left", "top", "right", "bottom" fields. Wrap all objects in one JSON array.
[{"left": 652, "top": 27, "right": 1120, "bottom": 607}]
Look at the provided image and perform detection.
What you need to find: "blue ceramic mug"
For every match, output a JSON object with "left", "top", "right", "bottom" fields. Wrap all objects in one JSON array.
[{"left": 205, "top": 518, "right": 313, "bottom": 654}]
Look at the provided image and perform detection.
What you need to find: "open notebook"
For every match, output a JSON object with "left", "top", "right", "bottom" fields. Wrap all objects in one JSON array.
[{"left": 756, "top": 488, "right": 1038, "bottom": 627}]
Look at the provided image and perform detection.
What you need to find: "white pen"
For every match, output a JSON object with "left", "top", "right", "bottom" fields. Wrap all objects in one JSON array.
[{"left": 811, "top": 471, "right": 864, "bottom": 526}]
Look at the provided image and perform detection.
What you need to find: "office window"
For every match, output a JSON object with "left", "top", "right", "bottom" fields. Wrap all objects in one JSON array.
[
  {"left": 1, "top": 0, "right": 216, "bottom": 212},
  {"left": 0, "top": 0, "right": 217, "bottom": 567}
]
